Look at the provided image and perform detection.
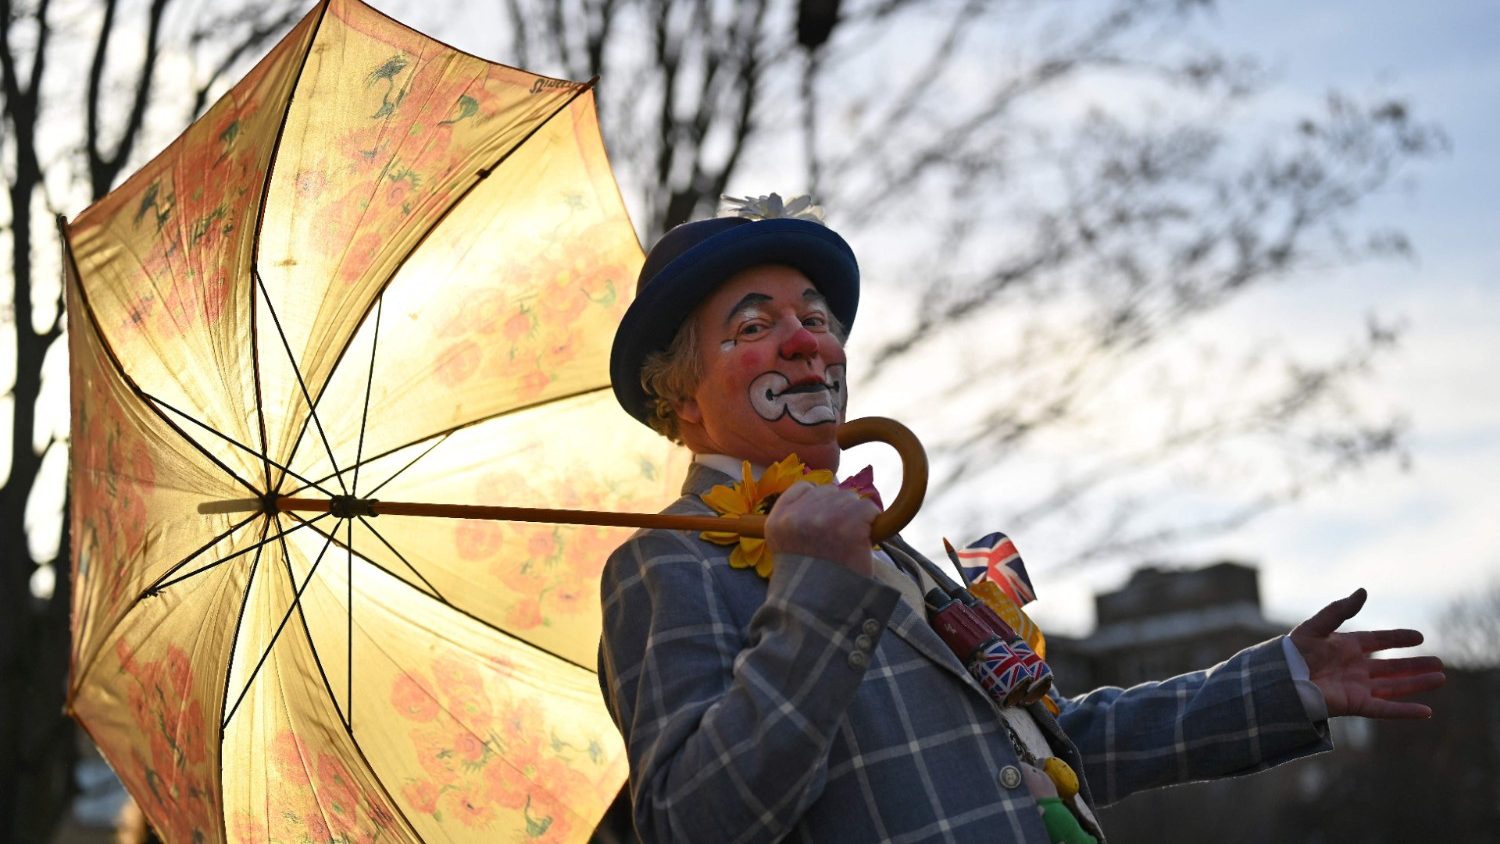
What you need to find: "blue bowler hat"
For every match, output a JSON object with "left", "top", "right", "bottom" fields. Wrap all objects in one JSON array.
[{"left": 610, "top": 208, "right": 860, "bottom": 426}]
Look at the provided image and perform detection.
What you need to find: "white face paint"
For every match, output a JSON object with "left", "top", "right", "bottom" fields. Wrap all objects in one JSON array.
[{"left": 748, "top": 364, "right": 846, "bottom": 425}]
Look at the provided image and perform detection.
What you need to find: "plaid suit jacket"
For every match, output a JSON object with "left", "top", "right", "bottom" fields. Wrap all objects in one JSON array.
[{"left": 598, "top": 464, "right": 1331, "bottom": 842}]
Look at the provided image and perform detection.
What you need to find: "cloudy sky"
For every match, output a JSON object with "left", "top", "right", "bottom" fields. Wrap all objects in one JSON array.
[
  {"left": 690, "top": 0, "right": 1499, "bottom": 645},
  {"left": 1011, "top": 0, "right": 1500, "bottom": 641},
  {"left": 736, "top": 0, "right": 1498, "bottom": 645}
]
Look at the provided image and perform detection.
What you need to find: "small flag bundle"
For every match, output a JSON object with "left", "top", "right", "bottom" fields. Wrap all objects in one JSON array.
[{"left": 924, "top": 587, "right": 1052, "bottom": 707}]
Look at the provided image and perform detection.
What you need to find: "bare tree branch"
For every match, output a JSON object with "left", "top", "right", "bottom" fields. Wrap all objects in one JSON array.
[
  {"left": 1438, "top": 581, "right": 1500, "bottom": 669},
  {"left": 86, "top": 0, "right": 172, "bottom": 197},
  {"left": 503, "top": 0, "right": 532, "bottom": 68},
  {"left": 187, "top": 1, "right": 304, "bottom": 119}
]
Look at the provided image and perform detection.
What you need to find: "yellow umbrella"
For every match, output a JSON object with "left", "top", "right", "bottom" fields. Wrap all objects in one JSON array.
[{"left": 61, "top": 0, "right": 687, "bottom": 839}]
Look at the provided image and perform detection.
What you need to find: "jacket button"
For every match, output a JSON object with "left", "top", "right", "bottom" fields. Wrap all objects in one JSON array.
[
  {"left": 998, "top": 765, "right": 1023, "bottom": 790},
  {"left": 862, "top": 618, "right": 881, "bottom": 636},
  {"left": 854, "top": 634, "right": 873, "bottom": 651},
  {"left": 847, "top": 651, "right": 869, "bottom": 669}
]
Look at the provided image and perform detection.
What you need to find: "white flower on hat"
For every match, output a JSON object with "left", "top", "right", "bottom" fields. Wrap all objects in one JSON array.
[{"left": 719, "top": 193, "right": 826, "bottom": 225}]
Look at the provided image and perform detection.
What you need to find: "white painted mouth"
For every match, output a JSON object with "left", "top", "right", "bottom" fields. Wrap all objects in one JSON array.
[{"left": 749, "top": 365, "right": 847, "bottom": 425}]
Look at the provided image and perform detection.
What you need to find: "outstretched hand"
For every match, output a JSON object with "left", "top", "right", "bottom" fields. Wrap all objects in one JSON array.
[{"left": 1290, "top": 588, "right": 1446, "bottom": 720}]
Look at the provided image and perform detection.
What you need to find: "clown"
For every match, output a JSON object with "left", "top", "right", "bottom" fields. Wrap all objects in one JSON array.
[{"left": 597, "top": 195, "right": 1444, "bottom": 843}]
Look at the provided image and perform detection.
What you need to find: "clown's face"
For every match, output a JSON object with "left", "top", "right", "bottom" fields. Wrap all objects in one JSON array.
[{"left": 674, "top": 264, "right": 847, "bottom": 471}]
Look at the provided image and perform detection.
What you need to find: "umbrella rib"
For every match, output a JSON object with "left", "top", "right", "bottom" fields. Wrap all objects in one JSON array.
[
  {"left": 290, "top": 510, "right": 449, "bottom": 603},
  {"left": 139, "top": 510, "right": 263, "bottom": 600},
  {"left": 297, "top": 696, "right": 424, "bottom": 844},
  {"left": 254, "top": 269, "right": 350, "bottom": 495},
  {"left": 266, "top": 76, "right": 602, "bottom": 497},
  {"left": 148, "top": 391, "right": 337, "bottom": 497},
  {"left": 273, "top": 513, "right": 353, "bottom": 732},
  {"left": 346, "top": 602, "right": 603, "bottom": 835},
  {"left": 346, "top": 519, "right": 354, "bottom": 728},
  {"left": 67, "top": 505, "right": 249, "bottom": 659},
  {"left": 359, "top": 432, "right": 448, "bottom": 499},
  {"left": 218, "top": 517, "right": 271, "bottom": 732},
  {"left": 222, "top": 521, "right": 339, "bottom": 731},
  {"left": 284, "top": 430, "right": 451, "bottom": 500},
  {"left": 282, "top": 544, "right": 427, "bottom": 842},
  {"left": 366, "top": 383, "right": 612, "bottom": 496},
  {"left": 214, "top": 516, "right": 271, "bottom": 844},
  {"left": 150, "top": 513, "right": 329, "bottom": 596},
  {"left": 247, "top": 0, "right": 335, "bottom": 506},
  {"left": 60, "top": 235, "right": 262, "bottom": 500},
  {"left": 354, "top": 515, "right": 449, "bottom": 602},
  {"left": 353, "top": 517, "right": 594, "bottom": 673},
  {"left": 284, "top": 382, "right": 612, "bottom": 501},
  {"left": 351, "top": 296, "right": 383, "bottom": 495},
  {"left": 68, "top": 512, "right": 264, "bottom": 703},
  {"left": 250, "top": 242, "right": 274, "bottom": 495},
  {"left": 291, "top": 513, "right": 596, "bottom": 673}
]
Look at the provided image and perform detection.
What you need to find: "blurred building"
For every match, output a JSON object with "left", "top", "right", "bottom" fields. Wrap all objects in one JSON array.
[
  {"left": 1046, "top": 560, "right": 1284, "bottom": 692},
  {"left": 1047, "top": 560, "right": 1500, "bottom": 842}
]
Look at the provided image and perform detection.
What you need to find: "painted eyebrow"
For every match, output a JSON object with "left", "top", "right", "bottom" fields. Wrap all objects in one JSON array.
[{"left": 721, "top": 288, "right": 828, "bottom": 326}]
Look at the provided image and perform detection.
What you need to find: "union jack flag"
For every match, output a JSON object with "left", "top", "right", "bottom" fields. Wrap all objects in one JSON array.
[{"left": 957, "top": 532, "right": 1037, "bottom": 607}]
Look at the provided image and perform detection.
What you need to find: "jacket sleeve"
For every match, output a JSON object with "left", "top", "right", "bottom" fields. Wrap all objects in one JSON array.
[
  {"left": 598, "top": 528, "right": 900, "bottom": 843},
  {"left": 1051, "top": 636, "right": 1333, "bottom": 806}
]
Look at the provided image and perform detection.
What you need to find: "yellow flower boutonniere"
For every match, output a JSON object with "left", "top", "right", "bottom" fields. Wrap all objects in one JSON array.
[{"left": 700, "top": 454, "right": 834, "bottom": 578}]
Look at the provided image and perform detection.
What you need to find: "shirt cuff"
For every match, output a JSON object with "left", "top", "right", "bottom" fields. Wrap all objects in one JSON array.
[{"left": 1281, "top": 635, "right": 1329, "bottom": 722}]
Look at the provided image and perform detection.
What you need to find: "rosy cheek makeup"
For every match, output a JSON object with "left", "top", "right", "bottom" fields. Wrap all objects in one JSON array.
[{"left": 736, "top": 351, "right": 769, "bottom": 376}]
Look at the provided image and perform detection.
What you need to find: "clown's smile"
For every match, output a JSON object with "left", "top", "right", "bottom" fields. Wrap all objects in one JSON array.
[{"left": 749, "top": 365, "right": 847, "bottom": 425}]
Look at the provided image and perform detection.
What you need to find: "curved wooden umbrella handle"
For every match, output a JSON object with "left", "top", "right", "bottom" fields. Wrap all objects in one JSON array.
[{"left": 836, "top": 416, "right": 928, "bottom": 541}]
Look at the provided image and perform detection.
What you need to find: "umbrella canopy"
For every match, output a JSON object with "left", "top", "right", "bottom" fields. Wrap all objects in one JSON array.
[{"left": 62, "top": 0, "right": 686, "bottom": 840}]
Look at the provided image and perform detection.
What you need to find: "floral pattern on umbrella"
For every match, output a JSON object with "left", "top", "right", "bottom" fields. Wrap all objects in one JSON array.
[{"left": 62, "top": 0, "right": 681, "bottom": 841}]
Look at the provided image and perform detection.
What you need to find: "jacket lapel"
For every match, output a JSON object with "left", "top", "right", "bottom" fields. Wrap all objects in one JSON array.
[{"left": 878, "top": 540, "right": 982, "bottom": 687}]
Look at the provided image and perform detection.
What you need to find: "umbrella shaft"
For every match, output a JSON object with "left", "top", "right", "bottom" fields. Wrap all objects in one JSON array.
[{"left": 275, "top": 496, "right": 769, "bottom": 537}]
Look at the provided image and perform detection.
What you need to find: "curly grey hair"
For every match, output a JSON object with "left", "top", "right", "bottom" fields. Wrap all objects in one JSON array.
[{"left": 638, "top": 319, "right": 703, "bottom": 444}]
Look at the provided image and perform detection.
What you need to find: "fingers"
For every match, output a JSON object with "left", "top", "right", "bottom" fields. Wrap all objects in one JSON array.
[
  {"left": 1293, "top": 588, "right": 1368, "bottom": 639},
  {"left": 774, "top": 479, "right": 814, "bottom": 507},
  {"left": 771, "top": 480, "right": 879, "bottom": 523},
  {"left": 1333, "top": 655, "right": 1445, "bottom": 720},
  {"left": 1371, "top": 671, "right": 1447, "bottom": 700},
  {"left": 1367, "top": 655, "right": 1445, "bottom": 678},
  {"left": 1351, "top": 628, "right": 1425, "bottom": 653},
  {"left": 765, "top": 482, "right": 881, "bottom": 575},
  {"left": 1355, "top": 698, "right": 1434, "bottom": 720}
]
